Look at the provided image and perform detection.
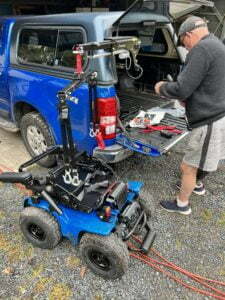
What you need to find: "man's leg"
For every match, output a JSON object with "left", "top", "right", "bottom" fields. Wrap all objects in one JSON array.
[
  {"left": 176, "top": 167, "right": 207, "bottom": 195},
  {"left": 178, "top": 162, "right": 198, "bottom": 203},
  {"left": 160, "top": 161, "right": 195, "bottom": 215}
]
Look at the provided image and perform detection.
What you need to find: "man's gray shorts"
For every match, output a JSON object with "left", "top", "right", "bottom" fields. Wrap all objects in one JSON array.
[{"left": 183, "top": 116, "right": 225, "bottom": 171}]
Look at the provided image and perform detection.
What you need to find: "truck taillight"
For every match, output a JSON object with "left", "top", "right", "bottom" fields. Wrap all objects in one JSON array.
[{"left": 96, "top": 97, "right": 117, "bottom": 139}]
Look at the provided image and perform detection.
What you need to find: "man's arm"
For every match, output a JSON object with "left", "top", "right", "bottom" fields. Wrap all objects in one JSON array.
[{"left": 155, "top": 45, "right": 210, "bottom": 100}]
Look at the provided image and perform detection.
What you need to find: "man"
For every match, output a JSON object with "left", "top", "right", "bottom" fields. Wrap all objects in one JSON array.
[{"left": 154, "top": 16, "right": 225, "bottom": 215}]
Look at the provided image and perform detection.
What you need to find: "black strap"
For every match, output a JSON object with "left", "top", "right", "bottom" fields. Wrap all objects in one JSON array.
[
  {"left": 199, "top": 123, "right": 213, "bottom": 170},
  {"left": 197, "top": 169, "right": 209, "bottom": 180}
]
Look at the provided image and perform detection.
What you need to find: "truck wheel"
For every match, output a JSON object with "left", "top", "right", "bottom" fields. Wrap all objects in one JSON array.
[
  {"left": 19, "top": 207, "right": 61, "bottom": 249},
  {"left": 20, "top": 112, "right": 56, "bottom": 167},
  {"left": 79, "top": 233, "right": 129, "bottom": 279}
]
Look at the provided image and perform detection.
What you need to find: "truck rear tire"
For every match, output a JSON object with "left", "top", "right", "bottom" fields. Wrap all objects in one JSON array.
[
  {"left": 20, "top": 112, "right": 56, "bottom": 167},
  {"left": 20, "top": 207, "right": 61, "bottom": 249},
  {"left": 79, "top": 233, "right": 129, "bottom": 279}
]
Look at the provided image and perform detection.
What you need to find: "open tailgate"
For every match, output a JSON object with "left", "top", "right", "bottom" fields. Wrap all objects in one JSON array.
[{"left": 116, "top": 92, "right": 189, "bottom": 157}]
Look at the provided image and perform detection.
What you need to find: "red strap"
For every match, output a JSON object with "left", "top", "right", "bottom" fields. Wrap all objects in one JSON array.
[
  {"left": 75, "top": 53, "right": 83, "bottom": 75},
  {"left": 96, "top": 131, "right": 105, "bottom": 150},
  {"left": 141, "top": 125, "right": 182, "bottom": 134},
  {"left": 147, "top": 125, "right": 176, "bottom": 130}
]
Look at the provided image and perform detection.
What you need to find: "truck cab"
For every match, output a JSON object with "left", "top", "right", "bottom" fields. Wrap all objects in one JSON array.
[{"left": 0, "top": 0, "right": 223, "bottom": 167}]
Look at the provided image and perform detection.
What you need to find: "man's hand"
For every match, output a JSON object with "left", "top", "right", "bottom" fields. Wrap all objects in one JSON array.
[{"left": 154, "top": 81, "right": 166, "bottom": 95}]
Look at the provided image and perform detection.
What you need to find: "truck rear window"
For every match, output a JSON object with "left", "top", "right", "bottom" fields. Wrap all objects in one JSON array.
[
  {"left": 116, "top": 28, "right": 168, "bottom": 55},
  {"left": 17, "top": 28, "right": 84, "bottom": 70}
]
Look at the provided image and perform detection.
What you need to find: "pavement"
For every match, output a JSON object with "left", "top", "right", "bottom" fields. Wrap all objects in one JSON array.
[
  {"left": 0, "top": 128, "right": 225, "bottom": 300},
  {"left": 0, "top": 128, "right": 30, "bottom": 171}
]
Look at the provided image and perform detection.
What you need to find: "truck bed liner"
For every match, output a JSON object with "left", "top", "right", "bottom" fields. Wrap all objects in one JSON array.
[
  {"left": 118, "top": 91, "right": 188, "bottom": 155},
  {"left": 119, "top": 91, "right": 165, "bottom": 116}
]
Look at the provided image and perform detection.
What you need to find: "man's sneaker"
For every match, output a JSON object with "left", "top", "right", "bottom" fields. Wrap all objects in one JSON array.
[
  {"left": 176, "top": 181, "right": 206, "bottom": 196},
  {"left": 160, "top": 200, "right": 192, "bottom": 215}
]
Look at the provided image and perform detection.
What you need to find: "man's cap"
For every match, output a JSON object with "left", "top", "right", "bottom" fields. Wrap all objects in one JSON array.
[{"left": 178, "top": 16, "right": 207, "bottom": 37}]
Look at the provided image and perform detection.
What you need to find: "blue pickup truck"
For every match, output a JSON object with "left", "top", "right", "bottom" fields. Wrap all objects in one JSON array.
[{"left": 0, "top": 0, "right": 219, "bottom": 167}]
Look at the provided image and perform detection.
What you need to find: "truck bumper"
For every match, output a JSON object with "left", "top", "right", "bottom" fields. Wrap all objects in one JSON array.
[{"left": 93, "top": 144, "right": 133, "bottom": 163}]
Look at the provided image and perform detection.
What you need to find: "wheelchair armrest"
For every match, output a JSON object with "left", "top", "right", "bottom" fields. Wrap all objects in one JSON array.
[{"left": 0, "top": 172, "right": 32, "bottom": 184}]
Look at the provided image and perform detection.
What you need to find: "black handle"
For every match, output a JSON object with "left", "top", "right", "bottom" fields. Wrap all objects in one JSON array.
[
  {"left": 141, "top": 223, "right": 156, "bottom": 254},
  {"left": 19, "top": 146, "right": 61, "bottom": 172},
  {"left": 0, "top": 172, "right": 32, "bottom": 184}
]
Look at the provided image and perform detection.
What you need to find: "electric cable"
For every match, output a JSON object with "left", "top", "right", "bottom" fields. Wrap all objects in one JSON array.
[
  {"left": 125, "top": 56, "right": 143, "bottom": 80},
  {"left": 128, "top": 236, "right": 225, "bottom": 300}
]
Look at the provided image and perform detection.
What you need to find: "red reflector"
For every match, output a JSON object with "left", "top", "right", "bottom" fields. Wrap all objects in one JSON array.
[
  {"left": 104, "top": 206, "right": 111, "bottom": 220},
  {"left": 96, "top": 97, "right": 117, "bottom": 118}
]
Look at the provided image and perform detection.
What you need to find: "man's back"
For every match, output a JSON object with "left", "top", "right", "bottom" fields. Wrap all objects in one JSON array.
[{"left": 184, "top": 34, "right": 225, "bottom": 128}]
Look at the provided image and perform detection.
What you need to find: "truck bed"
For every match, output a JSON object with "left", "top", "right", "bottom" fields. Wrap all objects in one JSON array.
[{"left": 118, "top": 91, "right": 188, "bottom": 154}]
